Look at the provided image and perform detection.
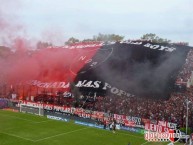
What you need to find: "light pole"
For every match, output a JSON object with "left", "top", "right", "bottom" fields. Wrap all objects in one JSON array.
[{"left": 186, "top": 99, "right": 191, "bottom": 143}]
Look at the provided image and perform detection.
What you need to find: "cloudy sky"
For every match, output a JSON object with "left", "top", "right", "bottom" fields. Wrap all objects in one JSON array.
[{"left": 0, "top": 0, "right": 193, "bottom": 46}]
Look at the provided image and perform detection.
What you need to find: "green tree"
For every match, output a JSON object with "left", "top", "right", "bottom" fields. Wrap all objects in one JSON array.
[
  {"left": 82, "top": 39, "right": 95, "bottom": 42},
  {"left": 0, "top": 46, "right": 11, "bottom": 58},
  {"left": 36, "top": 41, "right": 52, "bottom": 49},
  {"left": 141, "top": 33, "right": 171, "bottom": 43},
  {"left": 65, "top": 37, "right": 79, "bottom": 45},
  {"left": 93, "top": 33, "right": 124, "bottom": 42}
]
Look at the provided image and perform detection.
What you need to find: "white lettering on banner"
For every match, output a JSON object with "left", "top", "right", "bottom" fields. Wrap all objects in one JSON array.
[
  {"left": 47, "top": 115, "right": 68, "bottom": 122},
  {"left": 105, "top": 113, "right": 143, "bottom": 128},
  {"left": 120, "top": 41, "right": 142, "bottom": 45},
  {"left": 64, "top": 107, "right": 71, "bottom": 113},
  {"left": 90, "top": 62, "right": 98, "bottom": 66},
  {"left": 145, "top": 121, "right": 177, "bottom": 132},
  {"left": 159, "top": 46, "right": 168, "bottom": 51},
  {"left": 158, "top": 121, "right": 167, "bottom": 127},
  {"left": 85, "top": 59, "right": 92, "bottom": 63},
  {"left": 79, "top": 56, "right": 86, "bottom": 61},
  {"left": 75, "top": 80, "right": 87, "bottom": 87},
  {"left": 117, "top": 90, "right": 127, "bottom": 96},
  {"left": 102, "top": 82, "right": 133, "bottom": 97},
  {"left": 126, "top": 116, "right": 141, "bottom": 125},
  {"left": 50, "top": 42, "right": 104, "bottom": 49},
  {"left": 119, "top": 41, "right": 177, "bottom": 52},
  {"left": 53, "top": 106, "right": 67, "bottom": 112},
  {"left": 111, "top": 87, "right": 119, "bottom": 94},
  {"left": 44, "top": 104, "right": 53, "bottom": 110},
  {"left": 76, "top": 45, "right": 84, "bottom": 49},
  {"left": 102, "top": 82, "right": 111, "bottom": 90},
  {"left": 20, "top": 101, "right": 177, "bottom": 130},
  {"left": 29, "top": 80, "right": 70, "bottom": 88},
  {"left": 83, "top": 81, "right": 94, "bottom": 87},
  {"left": 28, "top": 80, "right": 134, "bottom": 98},
  {"left": 70, "top": 107, "right": 76, "bottom": 113},
  {"left": 78, "top": 56, "right": 98, "bottom": 68},
  {"left": 145, "top": 123, "right": 169, "bottom": 133},
  {"left": 143, "top": 43, "right": 176, "bottom": 52},
  {"left": 49, "top": 82, "right": 58, "bottom": 88},
  {"left": 75, "top": 80, "right": 101, "bottom": 88},
  {"left": 20, "top": 101, "right": 43, "bottom": 108},
  {"left": 49, "top": 41, "right": 177, "bottom": 54},
  {"left": 58, "top": 82, "right": 69, "bottom": 88}
]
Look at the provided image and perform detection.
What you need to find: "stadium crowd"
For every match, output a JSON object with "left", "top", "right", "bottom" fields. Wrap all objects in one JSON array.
[
  {"left": 176, "top": 49, "right": 193, "bottom": 84},
  {"left": 93, "top": 91, "right": 193, "bottom": 128},
  {"left": 29, "top": 85, "right": 193, "bottom": 128},
  {"left": 81, "top": 49, "right": 193, "bottom": 128},
  {"left": 92, "top": 49, "right": 193, "bottom": 128},
  {"left": 1, "top": 47, "right": 193, "bottom": 129}
]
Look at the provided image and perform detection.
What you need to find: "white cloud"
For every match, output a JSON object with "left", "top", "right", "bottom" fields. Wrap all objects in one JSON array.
[{"left": 1, "top": 0, "right": 193, "bottom": 46}]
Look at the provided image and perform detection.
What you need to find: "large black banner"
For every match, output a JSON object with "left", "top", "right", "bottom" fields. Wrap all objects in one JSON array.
[{"left": 74, "top": 41, "right": 192, "bottom": 99}]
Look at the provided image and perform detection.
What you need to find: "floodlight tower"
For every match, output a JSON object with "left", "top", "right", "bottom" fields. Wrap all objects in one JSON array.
[{"left": 185, "top": 98, "right": 191, "bottom": 143}]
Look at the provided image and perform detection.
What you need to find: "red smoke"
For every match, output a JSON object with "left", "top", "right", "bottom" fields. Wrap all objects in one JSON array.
[
  {"left": 0, "top": 43, "right": 100, "bottom": 84},
  {"left": 0, "top": 42, "right": 101, "bottom": 99},
  {"left": 0, "top": 1, "right": 101, "bottom": 98}
]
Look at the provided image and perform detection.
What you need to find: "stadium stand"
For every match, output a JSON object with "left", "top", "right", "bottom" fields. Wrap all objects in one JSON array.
[{"left": 1, "top": 41, "right": 193, "bottom": 130}]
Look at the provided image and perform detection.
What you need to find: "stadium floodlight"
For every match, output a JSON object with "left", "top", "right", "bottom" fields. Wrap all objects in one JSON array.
[{"left": 185, "top": 99, "right": 191, "bottom": 143}]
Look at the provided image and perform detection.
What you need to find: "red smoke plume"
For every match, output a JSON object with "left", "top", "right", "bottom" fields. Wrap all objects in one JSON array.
[
  {"left": 0, "top": 43, "right": 101, "bottom": 84},
  {"left": 0, "top": 1, "right": 101, "bottom": 99}
]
